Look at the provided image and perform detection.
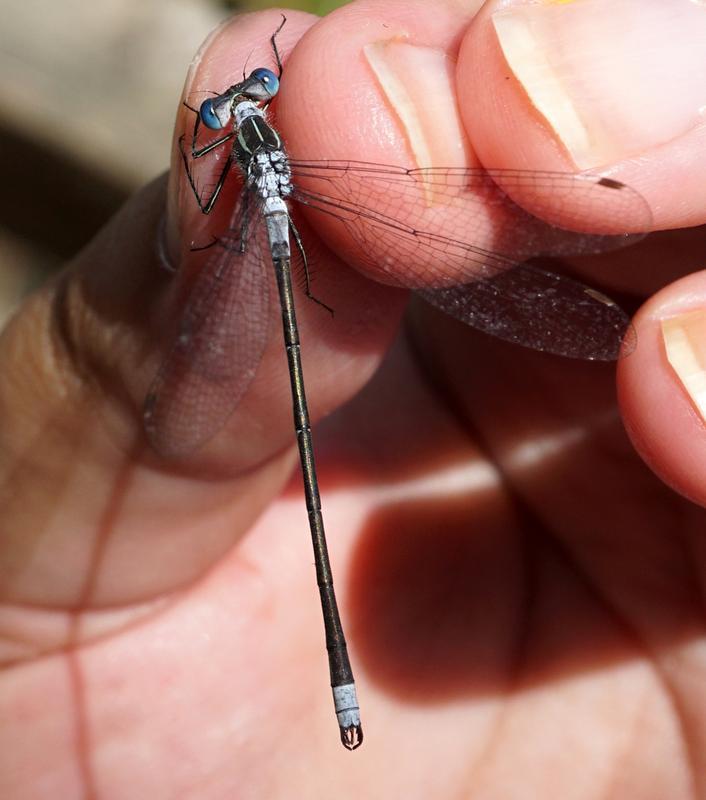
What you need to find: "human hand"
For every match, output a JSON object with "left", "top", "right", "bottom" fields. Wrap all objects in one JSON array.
[{"left": 2, "top": 1, "right": 706, "bottom": 797}]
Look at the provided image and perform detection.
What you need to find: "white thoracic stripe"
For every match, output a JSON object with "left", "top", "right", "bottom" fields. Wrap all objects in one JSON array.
[
  {"left": 252, "top": 119, "right": 265, "bottom": 141},
  {"left": 237, "top": 130, "right": 249, "bottom": 154}
]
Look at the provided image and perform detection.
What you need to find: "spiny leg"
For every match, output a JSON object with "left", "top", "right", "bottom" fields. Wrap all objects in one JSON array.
[
  {"left": 190, "top": 190, "right": 252, "bottom": 252},
  {"left": 190, "top": 132, "right": 234, "bottom": 160},
  {"left": 289, "top": 216, "right": 334, "bottom": 315},
  {"left": 262, "top": 17, "right": 287, "bottom": 113},
  {"left": 270, "top": 15, "right": 287, "bottom": 78},
  {"left": 177, "top": 97, "right": 237, "bottom": 214},
  {"left": 179, "top": 133, "right": 233, "bottom": 215}
]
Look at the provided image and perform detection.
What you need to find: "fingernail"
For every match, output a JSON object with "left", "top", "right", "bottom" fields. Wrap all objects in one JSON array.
[
  {"left": 661, "top": 310, "right": 706, "bottom": 422},
  {"left": 492, "top": 0, "right": 706, "bottom": 168},
  {"left": 363, "top": 40, "right": 471, "bottom": 169}
]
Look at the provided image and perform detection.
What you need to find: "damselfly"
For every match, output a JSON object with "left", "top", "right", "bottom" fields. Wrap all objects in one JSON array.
[{"left": 144, "top": 17, "right": 652, "bottom": 751}]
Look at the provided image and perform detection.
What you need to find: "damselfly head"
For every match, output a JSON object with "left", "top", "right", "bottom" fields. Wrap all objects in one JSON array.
[
  {"left": 199, "top": 96, "right": 231, "bottom": 130},
  {"left": 239, "top": 67, "right": 280, "bottom": 102},
  {"left": 199, "top": 68, "right": 279, "bottom": 130}
]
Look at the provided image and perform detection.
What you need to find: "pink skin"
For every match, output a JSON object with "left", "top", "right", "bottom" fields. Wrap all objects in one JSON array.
[
  {"left": 618, "top": 272, "right": 706, "bottom": 507},
  {"left": 2, "top": 1, "right": 706, "bottom": 797}
]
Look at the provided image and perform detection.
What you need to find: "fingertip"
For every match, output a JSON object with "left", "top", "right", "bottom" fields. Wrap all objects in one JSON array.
[
  {"left": 460, "top": 0, "right": 706, "bottom": 231},
  {"left": 276, "top": 0, "right": 479, "bottom": 165},
  {"left": 274, "top": 0, "right": 482, "bottom": 280},
  {"left": 457, "top": 4, "right": 557, "bottom": 170},
  {"left": 618, "top": 270, "right": 706, "bottom": 507}
]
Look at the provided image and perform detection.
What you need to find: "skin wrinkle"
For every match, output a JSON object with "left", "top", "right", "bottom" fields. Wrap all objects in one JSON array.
[
  {"left": 0, "top": 460, "right": 278, "bottom": 664},
  {"left": 385, "top": 323, "right": 532, "bottom": 797},
  {"left": 404, "top": 307, "right": 645, "bottom": 643},
  {"left": 679, "top": 503, "right": 706, "bottom": 632},
  {"left": 407, "top": 319, "right": 690, "bottom": 798},
  {"left": 41, "top": 175, "right": 301, "bottom": 490},
  {"left": 0, "top": 582, "right": 179, "bottom": 622},
  {"left": 402, "top": 311, "right": 534, "bottom": 673},
  {"left": 456, "top": 701, "right": 511, "bottom": 800},
  {"left": 0, "top": 398, "right": 89, "bottom": 609},
  {"left": 48, "top": 269, "right": 147, "bottom": 468},
  {"left": 1, "top": 445, "right": 146, "bottom": 662},
  {"left": 30, "top": 198, "right": 160, "bottom": 476},
  {"left": 66, "top": 631, "right": 99, "bottom": 800},
  {"left": 0, "top": 251, "right": 292, "bottom": 661},
  {"left": 1, "top": 249, "right": 285, "bottom": 650},
  {"left": 62, "top": 446, "right": 147, "bottom": 800},
  {"left": 404, "top": 311, "right": 635, "bottom": 797},
  {"left": 49, "top": 271, "right": 90, "bottom": 397},
  {"left": 646, "top": 662, "right": 699, "bottom": 800},
  {"left": 0, "top": 613, "right": 70, "bottom": 664},
  {"left": 598, "top": 678, "right": 668, "bottom": 800},
  {"left": 0, "top": 592, "right": 179, "bottom": 671},
  {"left": 0, "top": 330, "right": 296, "bottom": 661},
  {"left": 646, "top": 503, "right": 706, "bottom": 800}
]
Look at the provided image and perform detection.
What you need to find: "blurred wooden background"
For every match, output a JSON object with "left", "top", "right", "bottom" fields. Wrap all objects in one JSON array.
[{"left": 0, "top": 0, "right": 346, "bottom": 326}]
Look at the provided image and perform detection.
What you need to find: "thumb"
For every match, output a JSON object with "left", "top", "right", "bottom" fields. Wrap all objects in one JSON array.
[
  {"left": 0, "top": 178, "right": 279, "bottom": 618},
  {"left": 0, "top": 11, "right": 404, "bottom": 622}
]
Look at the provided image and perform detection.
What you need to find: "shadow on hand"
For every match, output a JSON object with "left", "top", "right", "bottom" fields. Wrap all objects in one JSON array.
[{"left": 311, "top": 304, "right": 706, "bottom": 706}]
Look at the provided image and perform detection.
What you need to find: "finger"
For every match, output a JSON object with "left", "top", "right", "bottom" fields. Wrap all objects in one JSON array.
[
  {"left": 269, "top": 0, "right": 659, "bottom": 293},
  {"left": 462, "top": 0, "right": 706, "bottom": 231},
  {"left": 618, "top": 270, "right": 706, "bottom": 507},
  {"left": 0, "top": 179, "right": 294, "bottom": 614},
  {"left": 0, "top": 178, "right": 272, "bottom": 613},
  {"left": 278, "top": 0, "right": 481, "bottom": 167},
  {"left": 278, "top": 0, "right": 488, "bottom": 286},
  {"left": 0, "top": 11, "right": 406, "bottom": 614}
]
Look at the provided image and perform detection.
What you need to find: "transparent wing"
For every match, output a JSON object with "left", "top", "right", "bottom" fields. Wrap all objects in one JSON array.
[
  {"left": 144, "top": 198, "right": 271, "bottom": 457},
  {"left": 289, "top": 161, "right": 651, "bottom": 359},
  {"left": 289, "top": 161, "right": 651, "bottom": 270}
]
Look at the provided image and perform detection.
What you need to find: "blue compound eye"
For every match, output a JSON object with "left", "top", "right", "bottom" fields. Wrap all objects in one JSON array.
[
  {"left": 251, "top": 68, "right": 279, "bottom": 96},
  {"left": 199, "top": 98, "right": 224, "bottom": 130}
]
